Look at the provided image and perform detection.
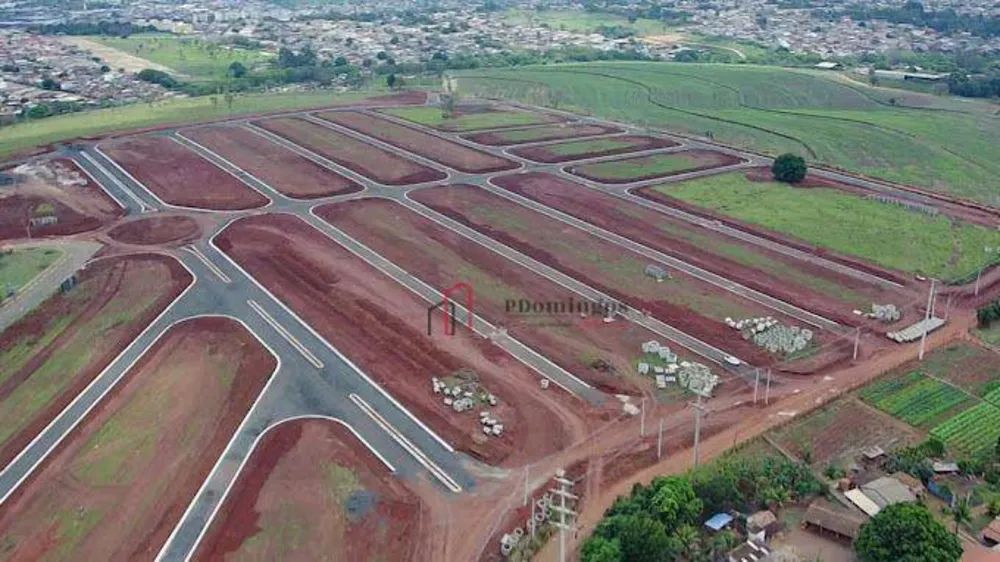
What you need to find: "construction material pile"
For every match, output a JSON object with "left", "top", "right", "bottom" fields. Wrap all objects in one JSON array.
[
  {"left": 500, "top": 492, "right": 555, "bottom": 557},
  {"left": 431, "top": 368, "right": 503, "bottom": 437},
  {"left": 637, "top": 340, "right": 719, "bottom": 396},
  {"left": 870, "top": 303, "right": 901, "bottom": 323},
  {"left": 726, "top": 316, "right": 813, "bottom": 356}
]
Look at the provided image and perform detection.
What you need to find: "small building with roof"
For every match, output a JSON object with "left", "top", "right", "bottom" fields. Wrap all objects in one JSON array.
[
  {"left": 705, "top": 512, "right": 734, "bottom": 533},
  {"left": 803, "top": 501, "right": 865, "bottom": 541},
  {"left": 983, "top": 517, "right": 1000, "bottom": 547}
]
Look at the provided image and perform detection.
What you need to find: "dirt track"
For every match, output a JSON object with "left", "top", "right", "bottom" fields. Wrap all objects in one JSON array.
[
  {"left": 316, "top": 111, "right": 518, "bottom": 174},
  {"left": 0, "top": 316, "right": 274, "bottom": 561},
  {"left": 215, "top": 214, "right": 607, "bottom": 465},
  {"left": 462, "top": 123, "right": 622, "bottom": 146},
  {"left": 100, "top": 136, "right": 269, "bottom": 210},
  {"left": 181, "top": 125, "right": 362, "bottom": 199},
  {"left": 0, "top": 253, "right": 191, "bottom": 470},
  {"left": 511, "top": 135, "right": 679, "bottom": 163},
  {"left": 253, "top": 117, "right": 446, "bottom": 185},
  {"left": 107, "top": 215, "right": 201, "bottom": 246},
  {"left": 193, "top": 418, "right": 428, "bottom": 561},
  {"left": 567, "top": 149, "right": 745, "bottom": 183}
]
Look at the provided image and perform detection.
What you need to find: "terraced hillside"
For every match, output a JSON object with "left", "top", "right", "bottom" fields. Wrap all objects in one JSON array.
[{"left": 458, "top": 63, "right": 1000, "bottom": 205}]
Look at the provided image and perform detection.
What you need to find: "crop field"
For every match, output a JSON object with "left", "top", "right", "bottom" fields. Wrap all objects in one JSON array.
[
  {"left": 377, "top": 105, "right": 560, "bottom": 131},
  {"left": 0, "top": 254, "right": 191, "bottom": 470},
  {"left": 462, "top": 123, "right": 622, "bottom": 146},
  {"left": 315, "top": 198, "right": 689, "bottom": 395},
  {"left": 216, "top": 213, "right": 595, "bottom": 465},
  {"left": 567, "top": 150, "right": 743, "bottom": 183},
  {"left": 931, "top": 403, "right": 1000, "bottom": 457},
  {"left": 315, "top": 111, "right": 518, "bottom": 173},
  {"left": 490, "top": 172, "right": 907, "bottom": 318},
  {"left": 0, "top": 247, "right": 63, "bottom": 293},
  {"left": 861, "top": 372, "right": 973, "bottom": 429},
  {"left": 410, "top": 183, "right": 814, "bottom": 366},
  {"left": 180, "top": 125, "right": 362, "bottom": 199},
  {"left": 899, "top": 343, "right": 1000, "bottom": 397},
  {"left": 511, "top": 135, "right": 678, "bottom": 163},
  {"left": 458, "top": 63, "right": 1000, "bottom": 205},
  {"left": 253, "top": 116, "right": 446, "bottom": 185},
  {"left": 85, "top": 33, "right": 273, "bottom": 80},
  {"left": 101, "top": 136, "right": 269, "bottom": 210},
  {"left": 193, "top": 419, "right": 426, "bottom": 561},
  {"left": 644, "top": 170, "right": 1000, "bottom": 281},
  {"left": 0, "top": 317, "right": 274, "bottom": 561}
]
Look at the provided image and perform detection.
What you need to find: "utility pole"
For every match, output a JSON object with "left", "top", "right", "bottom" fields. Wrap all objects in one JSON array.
[
  {"left": 640, "top": 397, "right": 646, "bottom": 437},
  {"left": 523, "top": 465, "right": 529, "bottom": 507},
  {"left": 852, "top": 326, "right": 861, "bottom": 361},
  {"left": 764, "top": 369, "right": 772, "bottom": 406},
  {"left": 753, "top": 368, "right": 760, "bottom": 405},
  {"left": 550, "top": 469, "right": 578, "bottom": 562},
  {"left": 919, "top": 279, "right": 936, "bottom": 361},
  {"left": 657, "top": 418, "right": 664, "bottom": 459},
  {"left": 692, "top": 393, "right": 708, "bottom": 468}
]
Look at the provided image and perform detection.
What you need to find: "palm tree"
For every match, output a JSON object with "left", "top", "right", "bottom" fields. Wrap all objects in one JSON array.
[
  {"left": 952, "top": 497, "right": 971, "bottom": 534},
  {"left": 674, "top": 524, "right": 701, "bottom": 560}
]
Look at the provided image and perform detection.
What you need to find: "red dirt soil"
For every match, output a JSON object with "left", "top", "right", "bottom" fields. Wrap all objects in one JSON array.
[
  {"left": 180, "top": 125, "right": 362, "bottom": 199},
  {"left": 0, "top": 159, "right": 123, "bottom": 241},
  {"left": 462, "top": 123, "right": 623, "bottom": 146},
  {"left": 106, "top": 215, "right": 201, "bottom": 246},
  {"left": 315, "top": 198, "right": 681, "bottom": 396},
  {"left": 0, "top": 253, "right": 192, "bottom": 470},
  {"left": 411, "top": 184, "right": 807, "bottom": 368},
  {"left": 633, "top": 170, "right": 917, "bottom": 287},
  {"left": 0, "top": 316, "right": 275, "bottom": 562},
  {"left": 490, "top": 172, "right": 914, "bottom": 328},
  {"left": 100, "top": 136, "right": 269, "bottom": 210},
  {"left": 510, "top": 135, "right": 680, "bottom": 164},
  {"left": 379, "top": 105, "right": 564, "bottom": 132},
  {"left": 253, "top": 117, "right": 446, "bottom": 186},
  {"left": 315, "top": 111, "right": 518, "bottom": 174},
  {"left": 193, "top": 419, "right": 428, "bottom": 562},
  {"left": 216, "top": 213, "right": 605, "bottom": 465},
  {"left": 567, "top": 149, "right": 745, "bottom": 184}
]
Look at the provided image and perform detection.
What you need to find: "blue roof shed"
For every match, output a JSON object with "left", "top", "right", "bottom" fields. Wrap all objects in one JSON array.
[{"left": 704, "top": 513, "right": 734, "bottom": 532}]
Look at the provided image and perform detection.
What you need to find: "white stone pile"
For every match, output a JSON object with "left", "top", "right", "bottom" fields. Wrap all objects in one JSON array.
[
  {"left": 637, "top": 340, "right": 718, "bottom": 396},
  {"left": 727, "top": 316, "right": 813, "bottom": 355},
  {"left": 432, "top": 374, "right": 503, "bottom": 438},
  {"left": 870, "top": 303, "right": 901, "bottom": 323}
]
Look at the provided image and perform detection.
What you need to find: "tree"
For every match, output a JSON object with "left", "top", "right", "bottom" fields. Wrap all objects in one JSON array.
[
  {"left": 376, "top": 50, "right": 388, "bottom": 60},
  {"left": 772, "top": 153, "right": 807, "bottom": 183},
  {"left": 594, "top": 515, "right": 676, "bottom": 562},
  {"left": 228, "top": 61, "right": 247, "bottom": 78},
  {"left": 26, "top": 104, "right": 51, "bottom": 119},
  {"left": 854, "top": 503, "right": 962, "bottom": 562},
  {"left": 951, "top": 497, "right": 971, "bottom": 534},
  {"left": 333, "top": 56, "right": 348, "bottom": 67},
  {"left": 386, "top": 73, "right": 397, "bottom": 89},
  {"left": 40, "top": 77, "right": 59, "bottom": 90},
  {"left": 671, "top": 524, "right": 701, "bottom": 560},
  {"left": 650, "top": 476, "right": 703, "bottom": 528},
  {"left": 580, "top": 536, "right": 623, "bottom": 562},
  {"left": 99, "top": 65, "right": 110, "bottom": 73}
]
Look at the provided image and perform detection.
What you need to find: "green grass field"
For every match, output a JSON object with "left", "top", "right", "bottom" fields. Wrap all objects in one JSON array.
[
  {"left": 379, "top": 105, "right": 552, "bottom": 131},
  {"left": 573, "top": 152, "right": 705, "bottom": 180},
  {"left": 0, "top": 247, "right": 62, "bottom": 294},
  {"left": 544, "top": 137, "right": 638, "bottom": 157},
  {"left": 87, "top": 33, "right": 273, "bottom": 80},
  {"left": 502, "top": 9, "right": 670, "bottom": 37},
  {"left": 457, "top": 62, "right": 1000, "bottom": 205},
  {"left": 976, "top": 324, "right": 1000, "bottom": 348},
  {"left": 650, "top": 172, "right": 1000, "bottom": 280}
]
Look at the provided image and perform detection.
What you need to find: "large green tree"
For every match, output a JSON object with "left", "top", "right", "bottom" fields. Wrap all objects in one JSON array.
[
  {"left": 593, "top": 515, "right": 677, "bottom": 562},
  {"left": 651, "top": 476, "right": 704, "bottom": 528},
  {"left": 772, "top": 153, "right": 807, "bottom": 183},
  {"left": 854, "top": 504, "right": 962, "bottom": 562},
  {"left": 580, "top": 536, "right": 623, "bottom": 562}
]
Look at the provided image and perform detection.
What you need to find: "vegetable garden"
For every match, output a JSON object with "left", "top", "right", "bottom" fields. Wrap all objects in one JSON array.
[{"left": 861, "top": 372, "right": 972, "bottom": 428}]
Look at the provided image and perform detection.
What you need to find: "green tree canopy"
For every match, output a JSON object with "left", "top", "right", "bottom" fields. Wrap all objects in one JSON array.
[
  {"left": 580, "top": 535, "right": 623, "bottom": 562},
  {"left": 854, "top": 503, "right": 962, "bottom": 562},
  {"left": 228, "top": 61, "right": 247, "bottom": 78},
  {"left": 772, "top": 153, "right": 808, "bottom": 183},
  {"left": 593, "top": 515, "right": 677, "bottom": 562},
  {"left": 651, "top": 476, "right": 704, "bottom": 528}
]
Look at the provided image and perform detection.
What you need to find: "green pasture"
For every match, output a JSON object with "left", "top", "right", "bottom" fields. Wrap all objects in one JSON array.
[
  {"left": 457, "top": 62, "right": 1000, "bottom": 205},
  {"left": 574, "top": 152, "right": 701, "bottom": 180},
  {"left": 86, "top": 33, "right": 273, "bottom": 79},
  {"left": 379, "top": 105, "right": 551, "bottom": 131},
  {"left": 650, "top": 172, "right": 1000, "bottom": 280},
  {"left": 543, "top": 137, "right": 638, "bottom": 157},
  {"left": 0, "top": 247, "right": 63, "bottom": 295}
]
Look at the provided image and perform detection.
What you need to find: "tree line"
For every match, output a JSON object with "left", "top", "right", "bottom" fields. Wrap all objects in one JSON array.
[{"left": 31, "top": 20, "right": 156, "bottom": 37}]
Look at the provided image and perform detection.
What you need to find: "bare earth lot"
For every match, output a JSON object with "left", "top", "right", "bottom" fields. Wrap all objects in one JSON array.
[
  {"left": 253, "top": 117, "right": 446, "bottom": 186},
  {"left": 107, "top": 215, "right": 202, "bottom": 246},
  {"left": 567, "top": 149, "right": 744, "bottom": 183},
  {"left": 193, "top": 419, "right": 427, "bottom": 562},
  {"left": 510, "top": 135, "right": 679, "bottom": 163},
  {"left": 101, "top": 136, "right": 269, "bottom": 210},
  {"left": 215, "top": 213, "right": 602, "bottom": 465},
  {"left": 0, "top": 316, "right": 274, "bottom": 561},
  {"left": 462, "top": 123, "right": 622, "bottom": 146},
  {"left": 181, "top": 125, "right": 362, "bottom": 199}
]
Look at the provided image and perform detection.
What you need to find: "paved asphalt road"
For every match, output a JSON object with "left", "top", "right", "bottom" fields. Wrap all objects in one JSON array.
[{"left": 0, "top": 97, "right": 927, "bottom": 561}]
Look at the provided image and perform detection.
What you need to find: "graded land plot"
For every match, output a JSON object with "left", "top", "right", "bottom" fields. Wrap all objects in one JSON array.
[
  {"left": 253, "top": 117, "right": 446, "bottom": 186},
  {"left": 0, "top": 246, "right": 63, "bottom": 293},
  {"left": 411, "top": 184, "right": 813, "bottom": 367},
  {"left": 462, "top": 123, "right": 623, "bottom": 146},
  {"left": 314, "top": 111, "right": 519, "bottom": 174},
  {"left": 377, "top": 105, "right": 562, "bottom": 132},
  {"left": 100, "top": 136, "right": 269, "bottom": 210},
  {"left": 567, "top": 149, "right": 744, "bottom": 183},
  {"left": 316, "top": 198, "right": 708, "bottom": 395},
  {"left": 640, "top": 169, "right": 1000, "bottom": 282},
  {"left": 193, "top": 419, "right": 426, "bottom": 562},
  {"left": 490, "top": 173, "right": 907, "bottom": 323},
  {"left": 0, "top": 254, "right": 191, "bottom": 470},
  {"left": 768, "top": 398, "right": 922, "bottom": 468},
  {"left": 180, "top": 125, "right": 362, "bottom": 199},
  {"left": 0, "top": 159, "right": 122, "bottom": 241},
  {"left": 107, "top": 215, "right": 202, "bottom": 246},
  {"left": 0, "top": 316, "right": 274, "bottom": 561},
  {"left": 509, "top": 135, "right": 679, "bottom": 163},
  {"left": 216, "top": 214, "right": 598, "bottom": 465}
]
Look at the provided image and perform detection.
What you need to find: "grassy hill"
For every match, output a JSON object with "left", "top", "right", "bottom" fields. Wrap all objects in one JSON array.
[
  {"left": 89, "top": 33, "right": 273, "bottom": 81},
  {"left": 458, "top": 62, "right": 1000, "bottom": 205}
]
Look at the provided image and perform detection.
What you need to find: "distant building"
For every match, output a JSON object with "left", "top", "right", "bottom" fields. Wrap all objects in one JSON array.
[
  {"left": 705, "top": 512, "right": 734, "bottom": 533},
  {"left": 814, "top": 61, "right": 843, "bottom": 70},
  {"left": 803, "top": 501, "right": 865, "bottom": 541}
]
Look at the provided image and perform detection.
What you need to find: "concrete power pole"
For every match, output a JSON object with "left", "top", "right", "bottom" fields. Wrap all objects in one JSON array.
[
  {"left": 852, "top": 326, "right": 861, "bottom": 361},
  {"left": 692, "top": 393, "right": 708, "bottom": 468},
  {"left": 753, "top": 368, "right": 760, "bottom": 405},
  {"left": 550, "top": 469, "right": 578, "bottom": 562},
  {"left": 919, "top": 279, "right": 937, "bottom": 361},
  {"left": 765, "top": 369, "right": 772, "bottom": 406}
]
